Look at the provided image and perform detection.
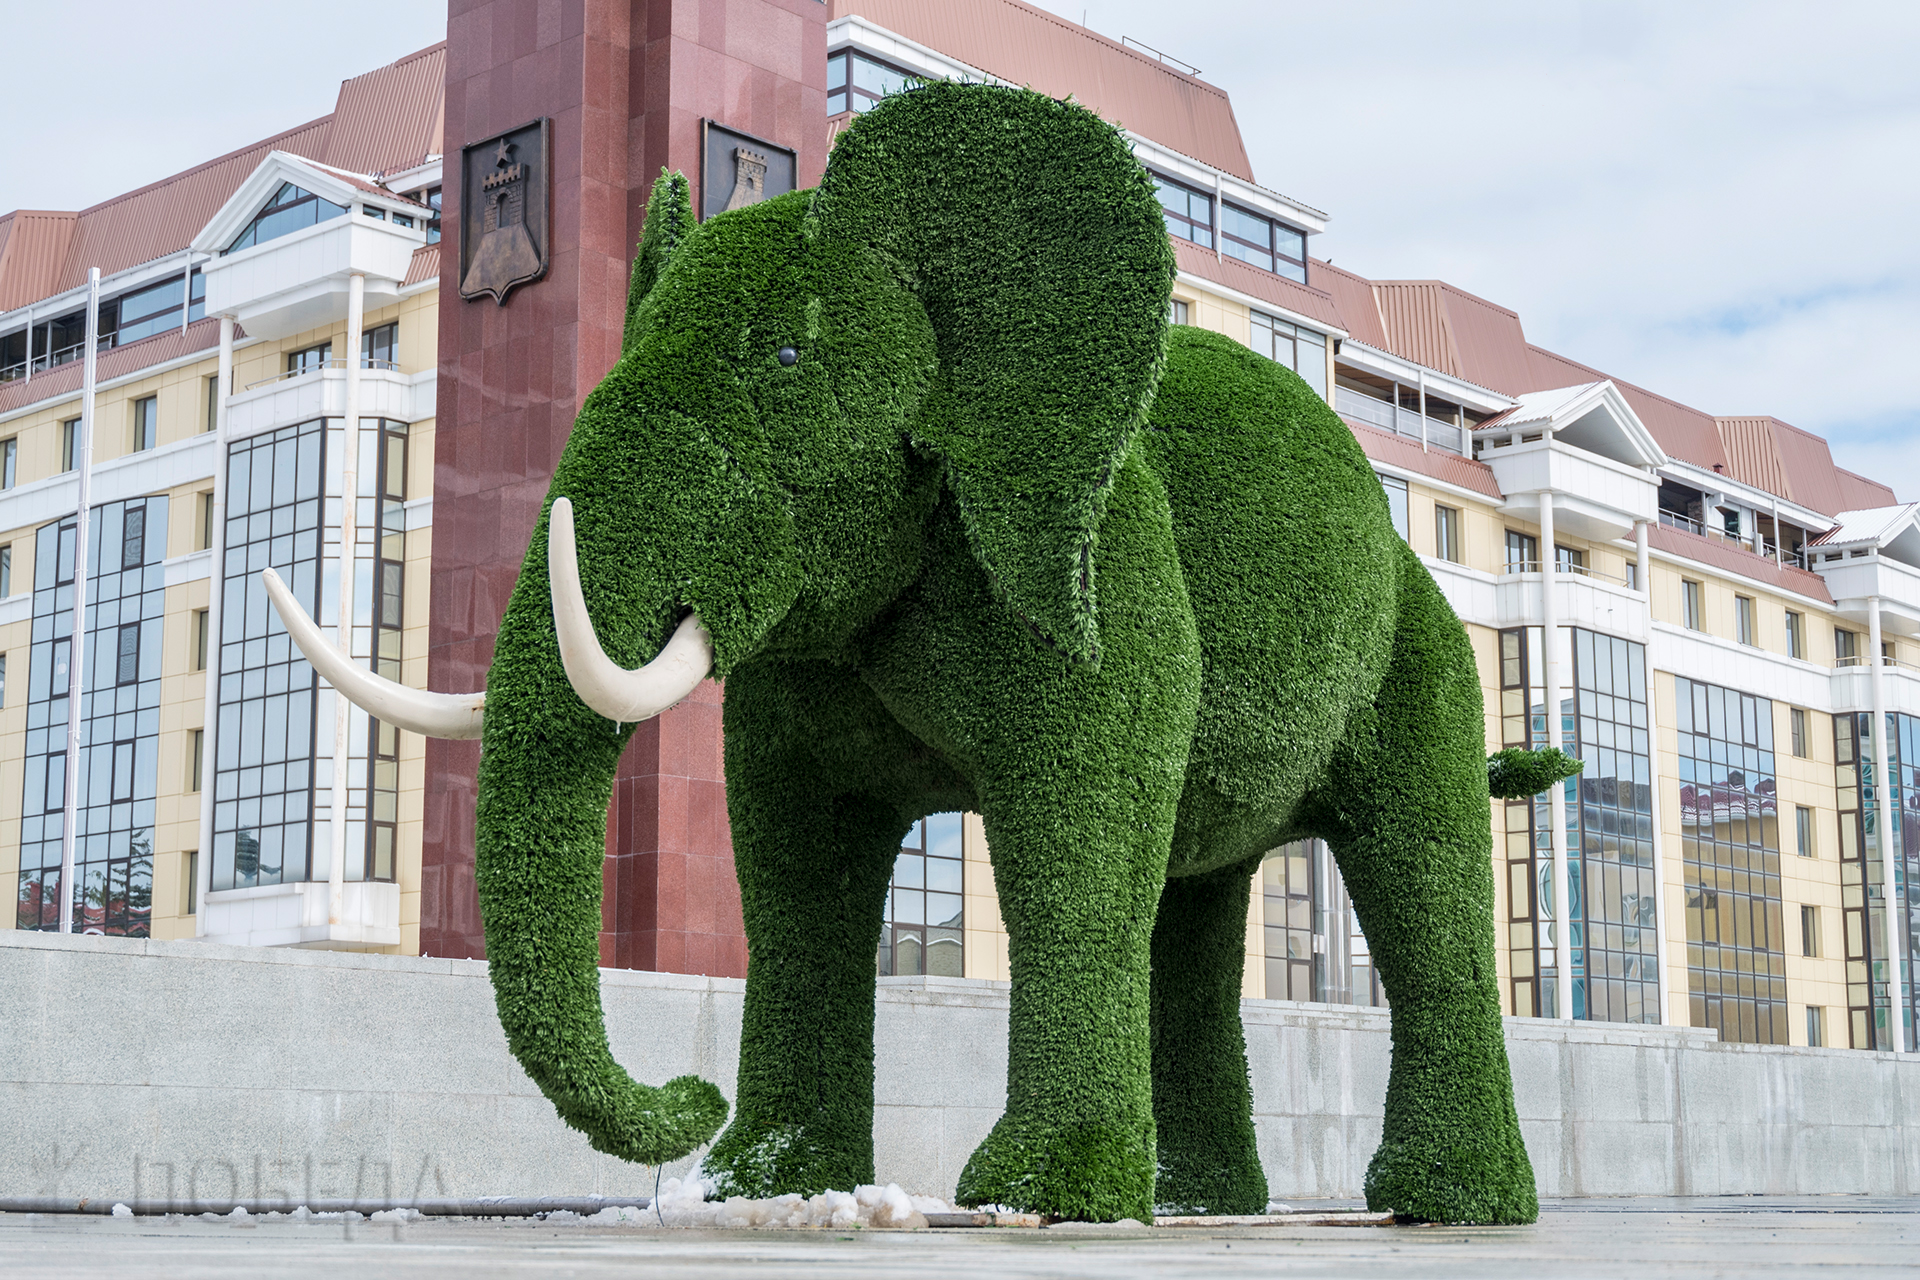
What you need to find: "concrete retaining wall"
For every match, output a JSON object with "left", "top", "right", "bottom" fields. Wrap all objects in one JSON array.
[{"left": 4, "top": 931, "right": 1916, "bottom": 1205}]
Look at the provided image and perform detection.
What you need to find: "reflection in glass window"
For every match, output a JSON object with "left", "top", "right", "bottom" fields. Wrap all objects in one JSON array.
[
  {"left": 1377, "top": 473, "right": 1408, "bottom": 542},
  {"left": 1, "top": 437, "right": 14, "bottom": 489},
  {"left": 828, "top": 49, "right": 917, "bottom": 115},
  {"left": 1678, "top": 676, "right": 1785, "bottom": 1044},
  {"left": 114, "top": 269, "right": 204, "bottom": 344},
  {"left": 226, "top": 182, "right": 348, "bottom": 254},
  {"left": 287, "top": 342, "right": 333, "bottom": 377},
  {"left": 1834, "top": 710, "right": 1920, "bottom": 1050},
  {"left": 1221, "top": 202, "right": 1307, "bottom": 283},
  {"left": 1150, "top": 172, "right": 1212, "bottom": 249},
  {"left": 878, "top": 813, "right": 964, "bottom": 977},
  {"left": 362, "top": 322, "right": 398, "bottom": 370},
  {"left": 1250, "top": 312, "right": 1327, "bottom": 401},
  {"left": 14, "top": 497, "right": 167, "bottom": 934}
]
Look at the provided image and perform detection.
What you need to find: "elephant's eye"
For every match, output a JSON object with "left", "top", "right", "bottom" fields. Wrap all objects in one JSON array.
[{"left": 776, "top": 346, "right": 798, "bottom": 367}]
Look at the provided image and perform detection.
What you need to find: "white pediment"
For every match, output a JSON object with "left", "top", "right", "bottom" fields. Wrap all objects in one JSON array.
[
  {"left": 1499, "top": 381, "right": 1667, "bottom": 469},
  {"left": 191, "top": 153, "right": 423, "bottom": 257}
]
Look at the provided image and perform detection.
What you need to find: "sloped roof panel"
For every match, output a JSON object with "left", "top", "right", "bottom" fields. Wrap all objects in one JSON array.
[
  {"left": 402, "top": 243, "right": 441, "bottom": 288},
  {"left": 1648, "top": 521, "right": 1834, "bottom": 604},
  {"left": 0, "top": 212, "right": 78, "bottom": 312},
  {"left": 1836, "top": 468, "right": 1897, "bottom": 512},
  {"left": 1173, "top": 240, "right": 1345, "bottom": 331},
  {"left": 1523, "top": 344, "right": 1728, "bottom": 473},
  {"left": 1770, "top": 419, "right": 1845, "bottom": 516},
  {"left": 323, "top": 44, "right": 447, "bottom": 176},
  {"left": 1436, "top": 284, "right": 1533, "bottom": 394},
  {"left": 1714, "top": 416, "right": 1791, "bottom": 501},
  {"left": 0, "top": 316, "right": 224, "bottom": 416},
  {"left": 1371, "top": 282, "right": 1458, "bottom": 378},
  {"left": 1310, "top": 259, "right": 1388, "bottom": 348},
  {"left": 832, "top": 0, "right": 1255, "bottom": 181},
  {"left": 1343, "top": 416, "right": 1504, "bottom": 499}
]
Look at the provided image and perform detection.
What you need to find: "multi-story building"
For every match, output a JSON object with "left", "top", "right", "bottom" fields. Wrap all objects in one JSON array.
[{"left": 4, "top": 0, "right": 1913, "bottom": 1056}]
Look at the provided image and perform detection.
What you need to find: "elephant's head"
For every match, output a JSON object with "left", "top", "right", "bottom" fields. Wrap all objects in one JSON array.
[{"left": 267, "top": 83, "right": 1175, "bottom": 1164}]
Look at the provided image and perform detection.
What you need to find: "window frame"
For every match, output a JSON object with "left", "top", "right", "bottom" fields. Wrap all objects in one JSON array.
[
  {"left": 1795, "top": 803, "right": 1814, "bottom": 857},
  {"left": 0, "top": 543, "right": 9, "bottom": 598},
  {"left": 1790, "top": 707, "right": 1808, "bottom": 758},
  {"left": 61, "top": 417, "right": 80, "bottom": 473},
  {"left": 1149, "top": 170, "right": 1214, "bottom": 250},
  {"left": 1504, "top": 529, "right": 1539, "bottom": 573},
  {"left": 1219, "top": 200, "right": 1308, "bottom": 283},
  {"left": 1682, "top": 579, "right": 1704, "bottom": 631},
  {"left": 1378, "top": 472, "right": 1409, "bottom": 542},
  {"left": 131, "top": 395, "right": 157, "bottom": 453},
  {"left": 114, "top": 622, "right": 141, "bottom": 686},
  {"left": 194, "top": 607, "right": 209, "bottom": 672},
  {"left": 1785, "top": 610, "right": 1804, "bottom": 659},
  {"left": 826, "top": 48, "right": 918, "bottom": 115},
  {"left": 225, "top": 182, "right": 348, "bottom": 254},
  {"left": 0, "top": 436, "right": 15, "bottom": 489},
  {"left": 1801, "top": 904, "right": 1819, "bottom": 958},
  {"left": 287, "top": 341, "right": 333, "bottom": 377},
  {"left": 1434, "top": 504, "right": 1461, "bottom": 563},
  {"left": 1735, "top": 594, "right": 1756, "bottom": 646}
]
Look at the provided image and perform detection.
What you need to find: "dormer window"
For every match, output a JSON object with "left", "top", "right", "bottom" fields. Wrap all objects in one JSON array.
[
  {"left": 827, "top": 49, "right": 915, "bottom": 115},
  {"left": 1151, "top": 172, "right": 1212, "bottom": 249},
  {"left": 1221, "top": 202, "right": 1307, "bottom": 283},
  {"left": 225, "top": 182, "right": 348, "bottom": 254}
]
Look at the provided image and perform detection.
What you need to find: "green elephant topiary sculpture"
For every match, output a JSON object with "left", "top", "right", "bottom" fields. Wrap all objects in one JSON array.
[{"left": 278, "top": 82, "right": 1564, "bottom": 1224}]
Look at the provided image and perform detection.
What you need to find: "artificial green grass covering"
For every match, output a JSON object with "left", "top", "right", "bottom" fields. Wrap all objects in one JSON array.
[
  {"left": 470, "top": 82, "right": 1538, "bottom": 1224},
  {"left": 1488, "top": 746, "right": 1585, "bottom": 799}
]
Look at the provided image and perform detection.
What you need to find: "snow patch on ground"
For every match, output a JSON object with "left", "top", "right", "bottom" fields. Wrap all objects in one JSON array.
[{"left": 644, "top": 1175, "right": 951, "bottom": 1229}]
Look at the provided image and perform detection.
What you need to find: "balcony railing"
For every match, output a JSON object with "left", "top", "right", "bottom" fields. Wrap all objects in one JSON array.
[
  {"left": 245, "top": 356, "right": 402, "bottom": 391},
  {"left": 1835, "top": 656, "right": 1920, "bottom": 672},
  {"left": 1500, "top": 559, "right": 1633, "bottom": 587},
  {"left": 1335, "top": 386, "right": 1466, "bottom": 456},
  {"left": 1, "top": 335, "right": 116, "bottom": 382},
  {"left": 1661, "top": 510, "right": 1810, "bottom": 568}
]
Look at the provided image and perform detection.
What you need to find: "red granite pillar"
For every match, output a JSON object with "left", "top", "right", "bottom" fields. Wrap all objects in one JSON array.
[{"left": 423, "top": 0, "right": 826, "bottom": 973}]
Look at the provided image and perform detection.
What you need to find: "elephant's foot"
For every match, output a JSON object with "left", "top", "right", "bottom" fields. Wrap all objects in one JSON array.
[
  {"left": 1363, "top": 1126, "right": 1538, "bottom": 1225},
  {"left": 953, "top": 1113, "right": 1156, "bottom": 1222},
  {"left": 700, "top": 1117, "right": 872, "bottom": 1199},
  {"left": 1362, "top": 981, "right": 1538, "bottom": 1225},
  {"left": 1152, "top": 1129, "right": 1267, "bottom": 1216}
]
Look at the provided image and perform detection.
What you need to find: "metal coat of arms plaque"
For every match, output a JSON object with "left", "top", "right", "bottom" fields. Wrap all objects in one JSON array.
[
  {"left": 700, "top": 120, "right": 797, "bottom": 221},
  {"left": 459, "top": 118, "right": 550, "bottom": 305}
]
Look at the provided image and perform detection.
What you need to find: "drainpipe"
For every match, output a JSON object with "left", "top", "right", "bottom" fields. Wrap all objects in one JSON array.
[
  {"left": 57, "top": 269, "right": 101, "bottom": 933},
  {"left": 329, "top": 271, "right": 367, "bottom": 928},
  {"left": 1635, "top": 518, "right": 1673, "bottom": 1027},
  {"left": 194, "top": 314, "right": 234, "bottom": 937},
  {"left": 1540, "top": 491, "right": 1573, "bottom": 1019},
  {"left": 1869, "top": 596, "right": 1905, "bottom": 1051}
]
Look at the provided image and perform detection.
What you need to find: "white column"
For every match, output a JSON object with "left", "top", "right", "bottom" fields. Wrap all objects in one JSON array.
[
  {"left": 1418, "top": 368, "right": 1429, "bottom": 453},
  {"left": 330, "top": 272, "right": 367, "bottom": 927},
  {"left": 1540, "top": 491, "right": 1573, "bottom": 1019},
  {"left": 1635, "top": 519, "right": 1673, "bottom": 1026},
  {"left": 194, "top": 315, "right": 234, "bottom": 936},
  {"left": 1869, "top": 597, "right": 1905, "bottom": 1051},
  {"left": 58, "top": 269, "right": 102, "bottom": 933}
]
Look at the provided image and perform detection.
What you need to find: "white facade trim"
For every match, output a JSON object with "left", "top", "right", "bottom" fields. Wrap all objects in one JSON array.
[
  {"left": 162, "top": 547, "right": 212, "bottom": 587},
  {"left": 225, "top": 366, "right": 435, "bottom": 441},
  {"left": 0, "top": 430, "right": 218, "bottom": 533},
  {"left": 1642, "top": 544, "right": 1834, "bottom": 613},
  {"left": 1649, "top": 621, "right": 1834, "bottom": 711},
  {"left": 0, "top": 591, "right": 29, "bottom": 626},
  {"left": 0, "top": 336, "right": 264, "bottom": 426}
]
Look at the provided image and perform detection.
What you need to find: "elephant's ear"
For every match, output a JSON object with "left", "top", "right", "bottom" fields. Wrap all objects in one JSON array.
[
  {"left": 624, "top": 169, "right": 695, "bottom": 352},
  {"left": 810, "top": 83, "right": 1175, "bottom": 664}
]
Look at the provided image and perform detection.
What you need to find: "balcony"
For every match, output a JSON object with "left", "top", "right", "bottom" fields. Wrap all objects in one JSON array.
[
  {"left": 1334, "top": 385, "right": 1466, "bottom": 455},
  {"left": 201, "top": 879, "right": 400, "bottom": 951},
  {"left": 1817, "top": 551, "right": 1920, "bottom": 636},
  {"left": 1831, "top": 656, "right": 1920, "bottom": 716},
  {"left": 1481, "top": 436, "right": 1660, "bottom": 542},
  {"left": 1424, "top": 556, "right": 1648, "bottom": 635},
  {"left": 225, "top": 359, "right": 436, "bottom": 438}
]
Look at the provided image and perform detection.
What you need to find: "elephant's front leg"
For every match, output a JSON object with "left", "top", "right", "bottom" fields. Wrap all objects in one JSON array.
[
  {"left": 703, "top": 659, "right": 967, "bottom": 1198},
  {"left": 866, "top": 453, "right": 1203, "bottom": 1222}
]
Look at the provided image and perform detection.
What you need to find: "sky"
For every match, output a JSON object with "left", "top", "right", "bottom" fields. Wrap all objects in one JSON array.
[{"left": 6, "top": 1, "right": 1917, "bottom": 490}]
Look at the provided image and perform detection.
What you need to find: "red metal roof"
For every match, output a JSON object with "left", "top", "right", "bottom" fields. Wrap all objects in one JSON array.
[
  {"left": 1835, "top": 468, "right": 1897, "bottom": 513},
  {"left": 1714, "top": 417, "right": 1792, "bottom": 507},
  {"left": 1311, "top": 259, "right": 1388, "bottom": 349},
  {"left": 402, "top": 243, "right": 441, "bottom": 288},
  {"left": 1173, "top": 240, "right": 1345, "bottom": 331},
  {"left": 1343, "top": 416, "right": 1504, "bottom": 499},
  {"left": 0, "top": 316, "right": 225, "bottom": 417},
  {"left": 0, "top": 44, "right": 444, "bottom": 313},
  {"left": 832, "top": 0, "right": 1255, "bottom": 181},
  {"left": 1647, "top": 521, "right": 1834, "bottom": 604},
  {"left": 1520, "top": 344, "right": 1729, "bottom": 474}
]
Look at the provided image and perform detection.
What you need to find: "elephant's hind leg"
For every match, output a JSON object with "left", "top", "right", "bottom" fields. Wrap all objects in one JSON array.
[
  {"left": 1307, "top": 545, "right": 1538, "bottom": 1225},
  {"left": 703, "top": 659, "right": 967, "bottom": 1198},
  {"left": 1150, "top": 856, "right": 1269, "bottom": 1215}
]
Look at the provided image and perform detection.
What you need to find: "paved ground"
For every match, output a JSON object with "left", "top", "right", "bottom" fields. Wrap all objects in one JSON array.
[{"left": 2, "top": 1198, "right": 1917, "bottom": 1278}]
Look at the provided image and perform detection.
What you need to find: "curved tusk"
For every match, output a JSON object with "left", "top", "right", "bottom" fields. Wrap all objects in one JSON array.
[
  {"left": 548, "top": 496, "right": 715, "bottom": 724},
  {"left": 261, "top": 567, "right": 487, "bottom": 739}
]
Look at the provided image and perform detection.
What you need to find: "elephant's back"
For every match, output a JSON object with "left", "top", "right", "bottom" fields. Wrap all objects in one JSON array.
[{"left": 1136, "top": 327, "right": 1403, "bottom": 874}]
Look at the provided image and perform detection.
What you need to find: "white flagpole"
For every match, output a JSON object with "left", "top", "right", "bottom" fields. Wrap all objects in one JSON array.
[{"left": 58, "top": 267, "right": 101, "bottom": 933}]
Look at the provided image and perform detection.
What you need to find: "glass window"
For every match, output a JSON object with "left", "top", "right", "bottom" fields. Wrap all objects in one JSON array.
[
  {"left": 1682, "top": 580, "right": 1703, "bottom": 631},
  {"left": 1790, "top": 707, "right": 1807, "bottom": 758},
  {"left": 190, "top": 730, "right": 204, "bottom": 793},
  {"left": 362, "top": 322, "right": 398, "bottom": 370},
  {"left": 287, "top": 342, "right": 332, "bottom": 376},
  {"left": 1504, "top": 530, "right": 1539, "bottom": 573},
  {"left": 1835, "top": 628, "right": 1857, "bottom": 663},
  {"left": 1170, "top": 300, "right": 1189, "bottom": 326},
  {"left": 1806, "top": 1005, "right": 1824, "bottom": 1047},
  {"left": 115, "top": 623, "right": 140, "bottom": 685},
  {"left": 225, "top": 182, "right": 348, "bottom": 254},
  {"left": 0, "top": 544, "right": 9, "bottom": 597},
  {"left": 1801, "top": 904, "right": 1819, "bottom": 957},
  {"left": 1675, "top": 675, "right": 1786, "bottom": 1044},
  {"left": 1625, "top": 560, "right": 1639, "bottom": 590},
  {"left": 418, "top": 186, "right": 442, "bottom": 243},
  {"left": 878, "top": 813, "right": 965, "bottom": 977},
  {"left": 206, "top": 374, "right": 220, "bottom": 434},
  {"left": 198, "top": 491, "right": 215, "bottom": 550},
  {"left": 1795, "top": 804, "right": 1813, "bottom": 857},
  {"left": 114, "top": 271, "right": 200, "bottom": 344},
  {"left": 194, "top": 608, "right": 209, "bottom": 672},
  {"left": 61, "top": 418, "right": 80, "bottom": 473},
  {"left": 1150, "top": 172, "right": 1212, "bottom": 249},
  {"left": 0, "top": 652, "right": 5, "bottom": 708},
  {"left": 132, "top": 396, "right": 157, "bottom": 453},
  {"left": 182, "top": 849, "right": 198, "bottom": 916},
  {"left": 1, "top": 437, "right": 13, "bottom": 489},
  {"left": 1785, "top": 610, "right": 1804, "bottom": 659},
  {"left": 1736, "top": 595, "right": 1756, "bottom": 646},
  {"left": 122, "top": 503, "right": 146, "bottom": 570},
  {"left": 827, "top": 49, "right": 916, "bottom": 115},
  {"left": 1555, "top": 545, "right": 1585, "bottom": 574},
  {"left": 1377, "top": 473, "right": 1408, "bottom": 542},
  {"left": 362, "top": 206, "right": 386, "bottom": 221},
  {"left": 1220, "top": 202, "right": 1306, "bottom": 283},
  {"left": 1434, "top": 505, "right": 1461, "bottom": 563},
  {"left": 1249, "top": 312, "right": 1328, "bottom": 401}
]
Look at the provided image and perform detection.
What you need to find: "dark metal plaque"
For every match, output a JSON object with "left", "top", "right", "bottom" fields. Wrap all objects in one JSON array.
[
  {"left": 700, "top": 120, "right": 797, "bottom": 221},
  {"left": 459, "top": 118, "right": 550, "bottom": 305}
]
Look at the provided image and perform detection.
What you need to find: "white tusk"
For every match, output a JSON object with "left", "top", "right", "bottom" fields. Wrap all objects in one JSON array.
[
  {"left": 261, "top": 567, "right": 487, "bottom": 739},
  {"left": 548, "top": 496, "right": 715, "bottom": 724}
]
